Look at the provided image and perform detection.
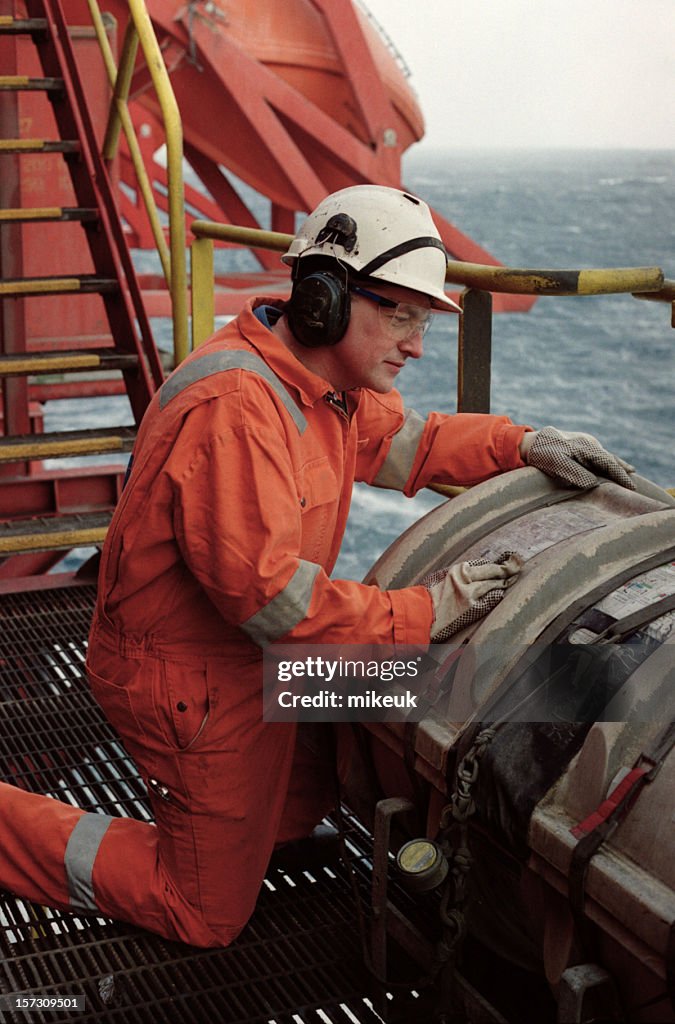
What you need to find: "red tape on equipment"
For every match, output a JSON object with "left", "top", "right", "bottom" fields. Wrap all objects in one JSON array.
[{"left": 570, "top": 765, "right": 650, "bottom": 839}]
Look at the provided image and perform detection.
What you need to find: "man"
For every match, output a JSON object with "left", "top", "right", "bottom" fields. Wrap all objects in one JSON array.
[{"left": 0, "top": 186, "right": 634, "bottom": 947}]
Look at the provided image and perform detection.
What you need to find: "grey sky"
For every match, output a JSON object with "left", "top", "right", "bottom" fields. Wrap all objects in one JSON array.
[{"left": 361, "top": 0, "right": 675, "bottom": 150}]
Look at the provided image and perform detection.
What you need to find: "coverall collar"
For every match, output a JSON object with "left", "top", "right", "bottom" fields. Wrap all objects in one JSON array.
[{"left": 239, "top": 300, "right": 357, "bottom": 411}]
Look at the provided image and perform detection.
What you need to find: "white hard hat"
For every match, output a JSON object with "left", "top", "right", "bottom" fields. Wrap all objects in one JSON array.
[{"left": 282, "top": 185, "right": 461, "bottom": 312}]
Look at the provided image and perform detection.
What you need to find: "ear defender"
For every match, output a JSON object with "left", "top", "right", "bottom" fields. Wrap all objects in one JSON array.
[{"left": 287, "top": 270, "right": 351, "bottom": 348}]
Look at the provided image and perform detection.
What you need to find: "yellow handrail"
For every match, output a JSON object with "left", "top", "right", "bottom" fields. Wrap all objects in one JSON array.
[
  {"left": 191, "top": 221, "right": 290, "bottom": 252},
  {"left": 190, "top": 235, "right": 215, "bottom": 349},
  {"left": 190, "top": 220, "right": 670, "bottom": 297},
  {"left": 87, "top": 5, "right": 171, "bottom": 285},
  {"left": 444, "top": 263, "right": 665, "bottom": 296},
  {"left": 189, "top": 219, "right": 673, "bottom": 346},
  {"left": 87, "top": 0, "right": 188, "bottom": 365}
]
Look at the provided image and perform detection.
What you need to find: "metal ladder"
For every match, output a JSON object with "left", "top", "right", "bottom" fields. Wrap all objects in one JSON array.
[{"left": 0, "top": 0, "right": 164, "bottom": 577}]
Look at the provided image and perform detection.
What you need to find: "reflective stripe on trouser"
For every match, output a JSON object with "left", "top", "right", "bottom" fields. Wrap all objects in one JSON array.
[
  {"left": 0, "top": 782, "right": 221, "bottom": 946},
  {"left": 64, "top": 812, "right": 114, "bottom": 909},
  {"left": 0, "top": 728, "right": 338, "bottom": 947}
]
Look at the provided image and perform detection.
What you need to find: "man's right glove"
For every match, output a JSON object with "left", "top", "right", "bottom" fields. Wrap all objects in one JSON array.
[
  {"left": 421, "top": 551, "right": 522, "bottom": 643},
  {"left": 521, "top": 426, "right": 635, "bottom": 490}
]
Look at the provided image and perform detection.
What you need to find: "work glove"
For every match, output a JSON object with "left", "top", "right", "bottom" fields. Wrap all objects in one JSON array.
[
  {"left": 421, "top": 552, "right": 522, "bottom": 643},
  {"left": 521, "top": 426, "right": 636, "bottom": 490}
]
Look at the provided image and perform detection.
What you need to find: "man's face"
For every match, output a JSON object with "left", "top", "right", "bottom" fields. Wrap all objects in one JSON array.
[{"left": 327, "top": 281, "right": 433, "bottom": 393}]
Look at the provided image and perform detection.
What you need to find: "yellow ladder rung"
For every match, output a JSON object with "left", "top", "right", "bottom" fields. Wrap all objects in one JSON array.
[
  {"left": 0, "top": 138, "right": 78, "bottom": 153},
  {"left": 0, "top": 353, "right": 102, "bottom": 373},
  {"left": 0, "top": 436, "right": 130, "bottom": 461},
  {"left": 0, "top": 527, "right": 109, "bottom": 554},
  {"left": 0, "top": 75, "right": 62, "bottom": 90},
  {"left": 0, "top": 137, "right": 47, "bottom": 150},
  {"left": 0, "top": 16, "right": 48, "bottom": 33},
  {"left": 0, "top": 207, "right": 63, "bottom": 221},
  {"left": 0, "top": 277, "right": 82, "bottom": 295},
  {"left": 0, "top": 207, "right": 98, "bottom": 223}
]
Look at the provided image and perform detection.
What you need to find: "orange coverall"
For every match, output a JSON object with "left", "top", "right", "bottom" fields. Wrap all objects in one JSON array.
[{"left": 0, "top": 300, "right": 527, "bottom": 946}]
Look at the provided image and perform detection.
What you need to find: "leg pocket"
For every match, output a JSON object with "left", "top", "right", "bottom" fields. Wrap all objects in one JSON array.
[
  {"left": 87, "top": 666, "right": 150, "bottom": 769},
  {"left": 162, "top": 660, "right": 210, "bottom": 750}
]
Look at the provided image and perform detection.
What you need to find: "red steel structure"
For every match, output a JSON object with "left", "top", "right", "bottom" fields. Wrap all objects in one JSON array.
[
  {"left": 1, "top": 0, "right": 535, "bottom": 584},
  {"left": 66, "top": 0, "right": 536, "bottom": 314},
  {"left": 0, "top": 0, "right": 163, "bottom": 579}
]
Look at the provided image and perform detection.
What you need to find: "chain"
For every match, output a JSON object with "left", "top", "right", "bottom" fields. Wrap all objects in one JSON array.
[
  {"left": 442, "top": 725, "right": 497, "bottom": 828},
  {"left": 426, "top": 725, "right": 498, "bottom": 1004}
]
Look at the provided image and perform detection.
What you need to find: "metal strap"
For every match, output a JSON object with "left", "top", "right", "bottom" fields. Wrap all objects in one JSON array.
[
  {"left": 240, "top": 559, "right": 321, "bottom": 646},
  {"left": 594, "top": 592, "right": 675, "bottom": 644},
  {"left": 530, "top": 545, "right": 675, "bottom": 652},
  {"left": 159, "top": 350, "right": 307, "bottom": 434},
  {"left": 64, "top": 812, "right": 114, "bottom": 911},
  {"left": 479, "top": 544, "right": 675, "bottom": 723}
]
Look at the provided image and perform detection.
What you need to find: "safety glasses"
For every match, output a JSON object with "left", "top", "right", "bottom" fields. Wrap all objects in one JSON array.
[{"left": 350, "top": 285, "right": 434, "bottom": 340}]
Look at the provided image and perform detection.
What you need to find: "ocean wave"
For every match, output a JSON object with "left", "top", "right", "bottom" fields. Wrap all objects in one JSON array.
[{"left": 599, "top": 175, "right": 669, "bottom": 187}]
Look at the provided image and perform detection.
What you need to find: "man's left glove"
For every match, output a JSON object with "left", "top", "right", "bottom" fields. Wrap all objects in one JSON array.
[
  {"left": 421, "top": 552, "right": 522, "bottom": 643},
  {"left": 520, "top": 426, "right": 636, "bottom": 490}
]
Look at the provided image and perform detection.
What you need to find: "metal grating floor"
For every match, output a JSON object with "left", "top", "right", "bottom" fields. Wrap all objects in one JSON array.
[{"left": 0, "top": 583, "right": 419, "bottom": 1024}]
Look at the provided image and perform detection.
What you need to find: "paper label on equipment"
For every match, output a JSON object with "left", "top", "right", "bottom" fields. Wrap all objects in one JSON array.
[
  {"left": 568, "top": 627, "right": 599, "bottom": 645},
  {"left": 595, "top": 561, "right": 675, "bottom": 641},
  {"left": 461, "top": 503, "right": 674, "bottom": 643},
  {"left": 462, "top": 504, "right": 614, "bottom": 563}
]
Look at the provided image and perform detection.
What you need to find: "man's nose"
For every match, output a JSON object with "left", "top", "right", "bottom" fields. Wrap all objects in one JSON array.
[{"left": 399, "top": 328, "right": 424, "bottom": 360}]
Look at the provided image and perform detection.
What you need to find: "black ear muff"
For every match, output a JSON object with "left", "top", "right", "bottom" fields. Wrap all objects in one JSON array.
[{"left": 287, "top": 271, "right": 351, "bottom": 348}]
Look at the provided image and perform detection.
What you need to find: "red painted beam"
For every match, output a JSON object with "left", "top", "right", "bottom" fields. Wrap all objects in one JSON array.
[{"left": 0, "top": 465, "right": 124, "bottom": 518}]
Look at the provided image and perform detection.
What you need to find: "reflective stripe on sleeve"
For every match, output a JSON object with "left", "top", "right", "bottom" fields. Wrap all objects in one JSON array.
[
  {"left": 159, "top": 350, "right": 307, "bottom": 434},
  {"left": 241, "top": 560, "right": 321, "bottom": 645},
  {"left": 373, "top": 408, "right": 426, "bottom": 490},
  {"left": 64, "top": 812, "right": 114, "bottom": 911}
]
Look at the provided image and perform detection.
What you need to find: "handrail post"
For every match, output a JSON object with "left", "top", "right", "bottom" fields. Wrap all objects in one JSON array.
[
  {"left": 125, "top": 0, "right": 188, "bottom": 365},
  {"left": 457, "top": 288, "right": 492, "bottom": 413},
  {"left": 191, "top": 236, "right": 215, "bottom": 348},
  {"left": 86, "top": 0, "right": 172, "bottom": 285},
  {"left": 101, "top": 18, "right": 138, "bottom": 160}
]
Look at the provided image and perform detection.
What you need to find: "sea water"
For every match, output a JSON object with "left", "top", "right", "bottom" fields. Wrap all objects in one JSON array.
[{"left": 45, "top": 148, "right": 674, "bottom": 580}]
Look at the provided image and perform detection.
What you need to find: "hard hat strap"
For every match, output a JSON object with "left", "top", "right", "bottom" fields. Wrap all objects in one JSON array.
[{"left": 359, "top": 236, "right": 447, "bottom": 276}]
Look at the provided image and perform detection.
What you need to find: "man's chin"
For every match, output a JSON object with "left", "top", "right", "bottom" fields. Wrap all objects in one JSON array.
[{"left": 371, "top": 382, "right": 396, "bottom": 394}]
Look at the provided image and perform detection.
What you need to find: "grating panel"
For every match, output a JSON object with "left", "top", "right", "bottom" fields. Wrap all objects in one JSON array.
[{"left": 0, "top": 584, "right": 403, "bottom": 1024}]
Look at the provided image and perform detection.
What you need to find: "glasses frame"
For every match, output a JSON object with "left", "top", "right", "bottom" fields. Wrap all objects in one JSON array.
[{"left": 349, "top": 285, "right": 434, "bottom": 340}]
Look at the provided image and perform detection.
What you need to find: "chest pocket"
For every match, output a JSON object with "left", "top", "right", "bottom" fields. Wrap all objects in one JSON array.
[{"left": 295, "top": 457, "right": 339, "bottom": 563}]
